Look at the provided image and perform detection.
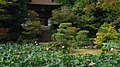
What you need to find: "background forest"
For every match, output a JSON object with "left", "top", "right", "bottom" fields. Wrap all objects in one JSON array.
[{"left": 51, "top": 0, "right": 120, "bottom": 48}]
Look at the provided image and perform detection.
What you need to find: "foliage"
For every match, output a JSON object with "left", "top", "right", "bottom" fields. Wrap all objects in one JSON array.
[
  {"left": 19, "top": 10, "right": 41, "bottom": 43},
  {"left": 0, "top": 0, "right": 29, "bottom": 42},
  {"left": 51, "top": 23, "right": 92, "bottom": 51},
  {"left": 50, "top": 5, "right": 76, "bottom": 33},
  {"left": 0, "top": 0, "right": 28, "bottom": 25},
  {"left": 94, "top": 23, "right": 119, "bottom": 48},
  {"left": 118, "top": 29, "right": 120, "bottom": 32},
  {"left": 52, "top": 23, "right": 79, "bottom": 51},
  {"left": 22, "top": 20, "right": 41, "bottom": 35},
  {"left": 0, "top": 0, "right": 15, "bottom": 22},
  {"left": 76, "top": 30, "right": 92, "bottom": 47},
  {"left": 117, "top": 28, "right": 120, "bottom": 40},
  {"left": 51, "top": 6, "right": 76, "bottom": 24},
  {"left": 102, "top": 42, "right": 120, "bottom": 52},
  {"left": 59, "top": 23, "right": 72, "bottom": 28},
  {"left": 0, "top": 43, "right": 120, "bottom": 66},
  {"left": 0, "top": 43, "right": 63, "bottom": 66},
  {"left": 51, "top": 0, "right": 120, "bottom": 38}
]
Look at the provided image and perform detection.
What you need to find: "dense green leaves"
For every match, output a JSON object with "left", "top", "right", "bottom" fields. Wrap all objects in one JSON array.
[
  {"left": 52, "top": 23, "right": 93, "bottom": 50},
  {"left": 76, "top": 30, "right": 92, "bottom": 47},
  {"left": 20, "top": 10, "right": 41, "bottom": 42},
  {"left": 52, "top": 23, "right": 79, "bottom": 50},
  {"left": 0, "top": 0, "right": 29, "bottom": 42},
  {"left": 94, "top": 23, "right": 120, "bottom": 47},
  {"left": 51, "top": 0, "right": 120, "bottom": 38},
  {"left": 0, "top": 43, "right": 120, "bottom": 66}
]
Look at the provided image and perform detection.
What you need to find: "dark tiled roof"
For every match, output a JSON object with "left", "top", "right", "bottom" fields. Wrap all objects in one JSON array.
[
  {"left": 32, "top": 0, "right": 52, "bottom": 3},
  {"left": 29, "top": 0, "right": 61, "bottom": 6}
]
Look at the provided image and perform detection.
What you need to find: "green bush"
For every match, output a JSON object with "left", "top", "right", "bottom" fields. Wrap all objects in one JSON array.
[
  {"left": 52, "top": 23, "right": 92, "bottom": 50},
  {"left": 18, "top": 11, "right": 41, "bottom": 43},
  {"left": 118, "top": 29, "right": 120, "bottom": 32},
  {"left": 76, "top": 30, "right": 92, "bottom": 47},
  {"left": 52, "top": 23, "right": 79, "bottom": 51},
  {"left": 59, "top": 23, "right": 72, "bottom": 28},
  {"left": 94, "top": 22, "right": 120, "bottom": 48}
]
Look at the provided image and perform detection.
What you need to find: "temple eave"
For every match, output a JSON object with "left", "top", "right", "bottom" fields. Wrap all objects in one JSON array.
[{"left": 28, "top": 2, "right": 61, "bottom": 6}]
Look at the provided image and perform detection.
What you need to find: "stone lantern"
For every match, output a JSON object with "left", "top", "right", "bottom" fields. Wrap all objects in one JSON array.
[{"left": 28, "top": 0, "right": 61, "bottom": 26}]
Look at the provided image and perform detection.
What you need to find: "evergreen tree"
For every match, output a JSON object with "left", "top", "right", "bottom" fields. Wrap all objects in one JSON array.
[{"left": 94, "top": 22, "right": 119, "bottom": 47}]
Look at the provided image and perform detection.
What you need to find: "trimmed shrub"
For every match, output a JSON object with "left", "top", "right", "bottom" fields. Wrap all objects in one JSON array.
[{"left": 94, "top": 22, "right": 119, "bottom": 48}]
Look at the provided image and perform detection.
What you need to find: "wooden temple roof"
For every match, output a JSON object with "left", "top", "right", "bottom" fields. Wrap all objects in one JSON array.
[{"left": 29, "top": 0, "right": 61, "bottom": 5}]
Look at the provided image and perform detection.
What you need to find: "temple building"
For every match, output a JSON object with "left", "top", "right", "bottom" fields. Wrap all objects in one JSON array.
[{"left": 28, "top": 0, "right": 61, "bottom": 26}]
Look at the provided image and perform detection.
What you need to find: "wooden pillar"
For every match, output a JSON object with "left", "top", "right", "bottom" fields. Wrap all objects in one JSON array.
[{"left": 44, "top": 18, "right": 48, "bottom": 26}]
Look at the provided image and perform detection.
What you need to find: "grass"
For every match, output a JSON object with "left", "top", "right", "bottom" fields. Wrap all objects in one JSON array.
[{"left": 71, "top": 49, "right": 102, "bottom": 55}]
